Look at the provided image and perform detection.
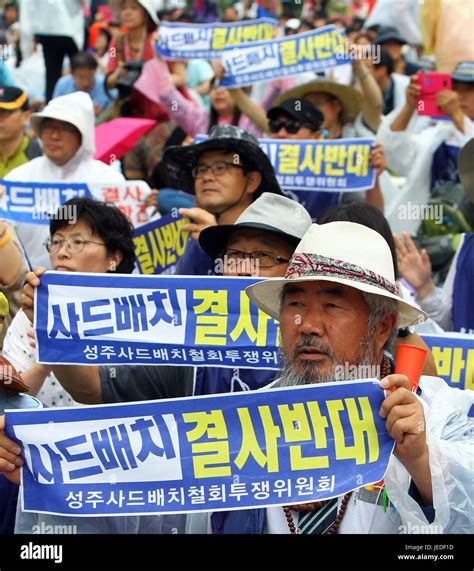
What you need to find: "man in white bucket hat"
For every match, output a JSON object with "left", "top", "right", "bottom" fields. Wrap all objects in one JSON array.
[{"left": 209, "top": 221, "right": 473, "bottom": 534}]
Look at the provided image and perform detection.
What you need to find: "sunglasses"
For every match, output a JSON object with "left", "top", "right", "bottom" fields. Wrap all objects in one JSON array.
[{"left": 268, "top": 118, "right": 315, "bottom": 134}]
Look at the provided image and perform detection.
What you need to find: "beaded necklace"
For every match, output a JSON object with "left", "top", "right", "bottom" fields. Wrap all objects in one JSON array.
[{"left": 282, "top": 356, "right": 392, "bottom": 535}]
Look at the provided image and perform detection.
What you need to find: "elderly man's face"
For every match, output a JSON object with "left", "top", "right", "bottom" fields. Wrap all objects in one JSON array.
[
  {"left": 279, "top": 281, "right": 373, "bottom": 383},
  {"left": 223, "top": 229, "right": 293, "bottom": 277},
  {"left": 193, "top": 150, "right": 259, "bottom": 215}
]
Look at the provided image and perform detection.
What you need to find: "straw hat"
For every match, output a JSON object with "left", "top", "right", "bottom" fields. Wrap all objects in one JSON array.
[
  {"left": 273, "top": 80, "right": 362, "bottom": 125},
  {"left": 246, "top": 222, "right": 427, "bottom": 328}
]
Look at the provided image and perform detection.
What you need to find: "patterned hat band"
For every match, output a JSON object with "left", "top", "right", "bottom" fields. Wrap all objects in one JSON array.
[{"left": 285, "top": 253, "right": 401, "bottom": 297}]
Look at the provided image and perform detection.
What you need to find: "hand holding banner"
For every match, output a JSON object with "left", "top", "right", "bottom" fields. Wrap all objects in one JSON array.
[{"left": 6, "top": 380, "right": 394, "bottom": 516}]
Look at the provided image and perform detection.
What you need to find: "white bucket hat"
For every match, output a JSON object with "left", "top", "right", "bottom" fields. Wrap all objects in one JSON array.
[
  {"left": 138, "top": 0, "right": 160, "bottom": 26},
  {"left": 246, "top": 222, "right": 427, "bottom": 328},
  {"left": 199, "top": 193, "right": 312, "bottom": 260}
]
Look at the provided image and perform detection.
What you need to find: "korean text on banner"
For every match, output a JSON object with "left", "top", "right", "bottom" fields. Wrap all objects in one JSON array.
[
  {"left": 6, "top": 380, "right": 394, "bottom": 516},
  {"left": 133, "top": 213, "right": 190, "bottom": 275},
  {"left": 35, "top": 273, "right": 280, "bottom": 369},
  {"left": 0, "top": 180, "right": 152, "bottom": 228},
  {"left": 421, "top": 333, "right": 474, "bottom": 391},
  {"left": 219, "top": 25, "right": 351, "bottom": 88},
  {"left": 156, "top": 18, "right": 277, "bottom": 60},
  {"left": 194, "top": 136, "right": 376, "bottom": 193}
]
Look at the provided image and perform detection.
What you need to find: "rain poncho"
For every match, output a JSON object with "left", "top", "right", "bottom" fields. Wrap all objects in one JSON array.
[{"left": 5, "top": 92, "right": 125, "bottom": 269}]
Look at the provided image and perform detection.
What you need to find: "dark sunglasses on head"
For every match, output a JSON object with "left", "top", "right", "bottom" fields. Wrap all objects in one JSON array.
[{"left": 268, "top": 118, "right": 315, "bottom": 134}]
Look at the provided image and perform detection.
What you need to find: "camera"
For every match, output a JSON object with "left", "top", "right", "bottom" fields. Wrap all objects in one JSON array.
[{"left": 116, "top": 59, "right": 144, "bottom": 98}]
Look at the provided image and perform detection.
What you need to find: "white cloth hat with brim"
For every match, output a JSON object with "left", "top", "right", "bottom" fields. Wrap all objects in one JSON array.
[
  {"left": 285, "top": 18, "right": 301, "bottom": 31},
  {"left": 199, "top": 193, "right": 312, "bottom": 260},
  {"left": 138, "top": 0, "right": 160, "bottom": 26},
  {"left": 246, "top": 222, "right": 427, "bottom": 328}
]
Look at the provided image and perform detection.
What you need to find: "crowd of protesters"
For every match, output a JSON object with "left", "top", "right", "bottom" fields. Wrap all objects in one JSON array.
[{"left": 0, "top": 0, "right": 473, "bottom": 539}]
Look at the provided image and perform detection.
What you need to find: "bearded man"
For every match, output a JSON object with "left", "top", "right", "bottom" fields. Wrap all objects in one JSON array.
[{"left": 207, "top": 221, "right": 474, "bottom": 534}]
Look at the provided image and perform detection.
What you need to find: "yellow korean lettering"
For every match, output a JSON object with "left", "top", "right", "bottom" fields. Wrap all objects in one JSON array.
[
  {"left": 279, "top": 402, "right": 329, "bottom": 470},
  {"left": 242, "top": 24, "right": 257, "bottom": 42},
  {"left": 296, "top": 36, "right": 315, "bottom": 62},
  {"left": 175, "top": 218, "right": 189, "bottom": 256},
  {"left": 227, "top": 24, "right": 243, "bottom": 46},
  {"left": 278, "top": 144, "right": 300, "bottom": 175},
  {"left": 280, "top": 40, "right": 297, "bottom": 66},
  {"left": 234, "top": 406, "right": 281, "bottom": 472},
  {"left": 327, "top": 397, "right": 379, "bottom": 464},
  {"left": 193, "top": 290, "right": 228, "bottom": 345},
  {"left": 431, "top": 346, "right": 453, "bottom": 378},
  {"left": 229, "top": 291, "right": 272, "bottom": 346},
  {"left": 133, "top": 235, "right": 153, "bottom": 274},
  {"left": 150, "top": 229, "right": 166, "bottom": 270},
  {"left": 450, "top": 348, "right": 466, "bottom": 384},
  {"left": 324, "top": 144, "right": 345, "bottom": 176},
  {"left": 160, "top": 223, "right": 177, "bottom": 266},
  {"left": 314, "top": 31, "right": 332, "bottom": 59},
  {"left": 211, "top": 27, "right": 227, "bottom": 50},
  {"left": 182, "top": 410, "right": 231, "bottom": 478},
  {"left": 330, "top": 29, "right": 346, "bottom": 55},
  {"left": 346, "top": 144, "right": 369, "bottom": 177},
  {"left": 465, "top": 348, "right": 474, "bottom": 391},
  {"left": 300, "top": 144, "right": 324, "bottom": 174},
  {"left": 257, "top": 23, "right": 274, "bottom": 41}
]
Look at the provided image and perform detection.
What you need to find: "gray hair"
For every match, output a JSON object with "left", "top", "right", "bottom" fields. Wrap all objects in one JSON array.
[{"left": 361, "top": 291, "right": 399, "bottom": 351}]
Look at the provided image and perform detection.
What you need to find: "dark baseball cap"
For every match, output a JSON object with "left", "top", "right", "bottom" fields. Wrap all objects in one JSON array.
[
  {"left": 0, "top": 86, "right": 29, "bottom": 111},
  {"left": 267, "top": 98, "right": 323, "bottom": 130}
]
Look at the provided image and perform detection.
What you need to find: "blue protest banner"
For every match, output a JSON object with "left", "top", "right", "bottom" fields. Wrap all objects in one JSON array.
[
  {"left": 35, "top": 273, "right": 280, "bottom": 368},
  {"left": 0, "top": 180, "right": 91, "bottom": 224},
  {"left": 6, "top": 380, "right": 394, "bottom": 516},
  {"left": 133, "top": 213, "right": 190, "bottom": 275},
  {"left": 194, "top": 136, "right": 375, "bottom": 192},
  {"left": 421, "top": 333, "right": 474, "bottom": 391},
  {"left": 219, "top": 25, "right": 351, "bottom": 88},
  {"left": 0, "top": 180, "right": 152, "bottom": 227},
  {"left": 156, "top": 18, "right": 278, "bottom": 59}
]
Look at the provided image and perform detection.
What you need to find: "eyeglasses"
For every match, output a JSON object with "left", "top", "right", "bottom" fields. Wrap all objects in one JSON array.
[
  {"left": 44, "top": 236, "right": 106, "bottom": 254},
  {"left": 222, "top": 249, "right": 290, "bottom": 268},
  {"left": 192, "top": 160, "right": 244, "bottom": 179},
  {"left": 268, "top": 119, "right": 315, "bottom": 134},
  {"left": 40, "top": 120, "right": 79, "bottom": 135}
]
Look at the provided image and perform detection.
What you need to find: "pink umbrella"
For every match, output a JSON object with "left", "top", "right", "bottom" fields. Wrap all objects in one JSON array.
[{"left": 94, "top": 118, "right": 157, "bottom": 164}]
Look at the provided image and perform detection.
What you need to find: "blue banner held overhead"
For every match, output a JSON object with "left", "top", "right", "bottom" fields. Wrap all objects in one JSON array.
[
  {"left": 6, "top": 380, "right": 394, "bottom": 516},
  {"left": 35, "top": 273, "right": 280, "bottom": 369},
  {"left": 0, "top": 180, "right": 153, "bottom": 227},
  {"left": 219, "top": 25, "right": 351, "bottom": 88},
  {"left": 421, "top": 333, "right": 474, "bottom": 391},
  {"left": 0, "top": 180, "right": 91, "bottom": 224},
  {"left": 155, "top": 18, "right": 278, "bottom": 60},
  {"left": 194, "top": 136, "right": 376, "bottom": 192},
  {"left": 133, "top": 213, "right": 190, "bottom": 275}
]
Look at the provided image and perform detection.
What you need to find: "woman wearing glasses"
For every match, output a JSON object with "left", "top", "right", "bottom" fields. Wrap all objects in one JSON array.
[{"left": 2, "top": 197, "right": 135, "bottom": 408}]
